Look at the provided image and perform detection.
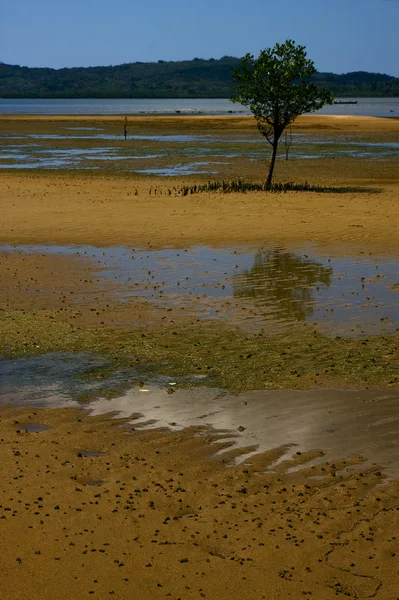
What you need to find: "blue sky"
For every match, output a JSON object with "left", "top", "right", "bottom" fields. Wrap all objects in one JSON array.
[{"left": 1, "top": 0, "right": 398, "bottom": 75}]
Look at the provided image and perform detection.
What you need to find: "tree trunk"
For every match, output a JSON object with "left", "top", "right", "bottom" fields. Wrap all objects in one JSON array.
[{"left": 266, "top": 140, "right": 278, "bottom": 186}]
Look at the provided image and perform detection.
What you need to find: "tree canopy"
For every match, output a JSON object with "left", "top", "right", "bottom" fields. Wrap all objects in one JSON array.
[{"left": 230, "top": 40, "right": 334, "bottom": 184}]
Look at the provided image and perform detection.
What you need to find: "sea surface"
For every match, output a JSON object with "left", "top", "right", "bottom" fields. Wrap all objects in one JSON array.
[{"left": 0, "top": 97, "right": 398, "bottom": 117}]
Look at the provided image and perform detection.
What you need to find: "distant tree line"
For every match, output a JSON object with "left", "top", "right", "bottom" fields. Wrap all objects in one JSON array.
[{"left": 0, "top": 58, "right": 398, "bottom": 98}]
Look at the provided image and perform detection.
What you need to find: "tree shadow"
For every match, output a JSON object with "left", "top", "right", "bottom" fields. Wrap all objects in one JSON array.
[
  {"left": 178, "top": 180, "right": 383, "bottom": 196},
  {"left": 304, "top": 186, "right": 382, "bottom": 194}
]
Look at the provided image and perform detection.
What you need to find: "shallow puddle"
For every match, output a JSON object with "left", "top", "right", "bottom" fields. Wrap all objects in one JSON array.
[
  {"left": 0, "top": 352, "right": 141, "bottom": 407},
  {"left": 0, "top": 352, "right": 202, "bottom": 408},
  {"left": 16, "top": 423, "right": 50, "bottom": 433},
  {"left": 88, "top": 386, "right": 399, "bottom": 478},
  {"left": 136, "top": 162, "right": 222, "bottom": 176},
  {"left": 65, "top": 127, "right": 103, "bottom": 131},
  {"left": 1, "top": 133, "right": 214, "bottom": 142},
  {"left": 2, "top": 359, "right": 399, "bottom": 478},
  {"left": 1, "top": 131, "right": 397, "bottom": 171},
  {"left": 2, "top": 243, "right": 398, "bottom": 335}
]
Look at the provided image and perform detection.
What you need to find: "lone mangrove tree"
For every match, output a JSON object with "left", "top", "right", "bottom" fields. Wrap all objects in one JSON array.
[{"left": 230, "top": 40, "right": 334, "bottom": 185}]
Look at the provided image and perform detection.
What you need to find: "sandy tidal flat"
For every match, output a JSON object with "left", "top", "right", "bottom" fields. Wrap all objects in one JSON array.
[
  {"left": 0, "top": 175, "right": 399, "bottom": 253},
  {"left": 1, "top": 115, "right": 399, "bottom": 599}
]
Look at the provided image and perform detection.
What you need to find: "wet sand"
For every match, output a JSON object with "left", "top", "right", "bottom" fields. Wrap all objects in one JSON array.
[
  {"left": 1, "top": 114, "right": 399, "bottom": 598},
  {"left": 87, "top": 386, "right": 399, "bottom": 479},
  {"left": 1, "top": 404, "right": 399, "bottom": 600}
]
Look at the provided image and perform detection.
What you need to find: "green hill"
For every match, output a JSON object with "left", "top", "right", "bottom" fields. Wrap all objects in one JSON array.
[{"left": 1, "top": 58, "right": 398, "bottom": 98}]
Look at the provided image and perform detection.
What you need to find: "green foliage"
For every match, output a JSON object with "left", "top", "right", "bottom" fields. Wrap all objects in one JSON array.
[
  {"left": 0, "top": 59, "right": 398, "bottom": 99},
  {"left": 0, "top": 58, "right": 240, "bottom": 99},
  {"left": 230, "top": 40, "right": 334, "bottom": 183},
  {"left": 313, "top": 70, "right": 399, "bottom": 97},
  {"left": 231, "top": 41, "right": 334, "bottom": 140}
]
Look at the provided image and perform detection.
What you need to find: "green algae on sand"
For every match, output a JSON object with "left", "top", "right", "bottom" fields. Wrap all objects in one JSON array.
[{"left": 1, "top": 309, "right": 398, "bottom": 392}]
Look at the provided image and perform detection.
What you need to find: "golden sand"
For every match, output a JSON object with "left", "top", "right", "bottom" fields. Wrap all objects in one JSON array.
[
  {"left": 1, "top": 405, "right": 398, "bottom": 600},
  {"left": 1, "top": 115, "right": 398, "bottom": 251},
  {"left": 1, "top": 115, "right": 399, "bottom": 598},
  {"left": 0, "top": 174, "right": 397, "bottom": 253}
]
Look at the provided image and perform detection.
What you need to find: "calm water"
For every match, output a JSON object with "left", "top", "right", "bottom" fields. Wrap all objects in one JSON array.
[
  {"left": 2, "top": 241, "right": 399, "bottom": 475},
  {"left": 0, "top": 97, "right": 398, "bottom": 117},
  {"left": 1, "top": 132, "right": 398, "bottom": 172},
  {"left": 2, "top": 353, "right": 399, "bottom": 477},
  {"left": 2, "top": 243, "right": 399, "bottom": 336}
]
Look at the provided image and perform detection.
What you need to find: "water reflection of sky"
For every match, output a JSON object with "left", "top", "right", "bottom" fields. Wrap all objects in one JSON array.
[
  {"left": 1, "top": 243, "right": 398, "bottom": 335},
  {"left": 2, "top": 355, "right": 399, "bottom": 478},
  {"left": 0, "top": 130, "right": 398, "bottom": 172}
]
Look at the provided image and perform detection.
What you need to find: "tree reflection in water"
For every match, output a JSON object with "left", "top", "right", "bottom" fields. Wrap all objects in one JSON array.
[{"left": 233, "top": 249, "right": 333, "bottom": 321}]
